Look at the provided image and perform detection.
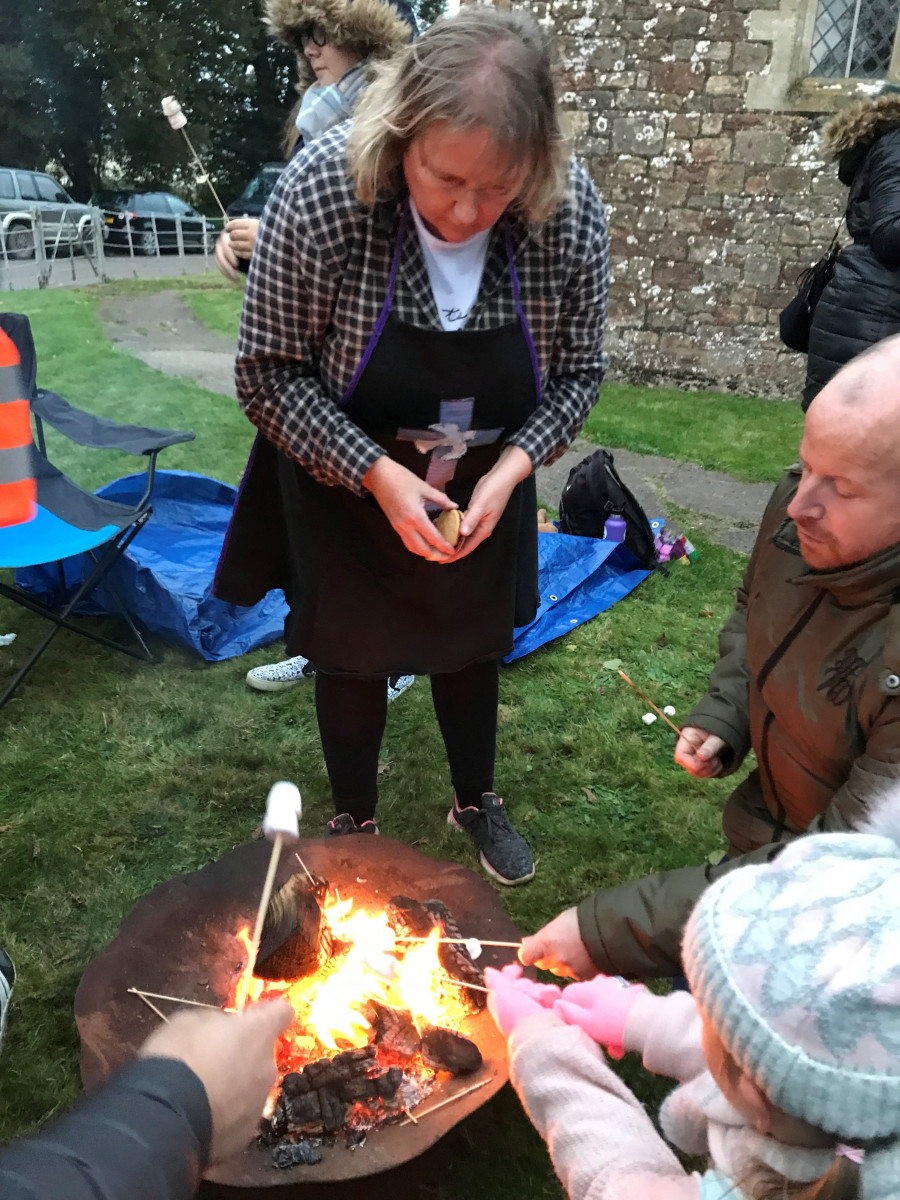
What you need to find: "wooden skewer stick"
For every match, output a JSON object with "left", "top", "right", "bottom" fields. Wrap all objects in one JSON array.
[
  {"left": 399, "top": 1078, "right": 490, "bottom": 1126},
  {"left": 396, "top": 936, "right": 521, "bottom": 949},
  {"left": 133, "top": 990, "right": 169, "bottom": 1023},
  {"left": 128, "top": 987, "right": 233, "bottom": 1013},
  {"left": 243, "top": 833, "right": 284, "bottom": 1011},
  {"left": 617, "top": 671, "right": 681, "bottom": 735},
  {"left": 439, "top": 975, "right": 489, "bottom": 994},
  {"left": 294, "top": 852, "right": 317, "bottom": 887}
]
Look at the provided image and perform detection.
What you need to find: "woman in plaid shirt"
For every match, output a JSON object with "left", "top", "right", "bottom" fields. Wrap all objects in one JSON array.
[{"left": 217, "top": 7, "right": 610, "bottom": 884}]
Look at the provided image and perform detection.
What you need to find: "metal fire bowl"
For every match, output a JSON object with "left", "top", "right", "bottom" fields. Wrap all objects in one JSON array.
[{"left": 74, "top": 837, "right": 523, "bottom": 1188}]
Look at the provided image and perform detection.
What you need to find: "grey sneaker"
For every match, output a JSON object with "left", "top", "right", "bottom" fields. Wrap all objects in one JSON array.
[
  {"left": 448, "top": 793, "right": 534, "bottom": 886},
  {"left": 246, "top": 656, "right": 315, "bottom": 692},
  {"left": 0, "top": 949, "right": 15, "bottom": 1055},
  {"left": 326, "top": 813, "right": 379, "bottom": 836}
]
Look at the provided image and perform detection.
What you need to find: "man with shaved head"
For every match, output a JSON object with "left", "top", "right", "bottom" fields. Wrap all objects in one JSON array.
[{"left": 524, "top": 335, "right": 900, "bottom": 980}]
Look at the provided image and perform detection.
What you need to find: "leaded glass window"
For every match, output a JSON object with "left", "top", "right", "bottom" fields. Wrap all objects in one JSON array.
[{"left": 809, "top": 0, "right": 900, "bottom": 77}]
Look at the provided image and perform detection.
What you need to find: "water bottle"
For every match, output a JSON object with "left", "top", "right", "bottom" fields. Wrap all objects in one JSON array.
[{"left": 604, "top": 513, "right": 627, "bottom": 543}]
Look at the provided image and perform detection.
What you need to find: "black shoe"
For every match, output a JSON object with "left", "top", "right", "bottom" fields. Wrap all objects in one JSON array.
[
  {"left": 448, "top": 792, "right": 535, "bottom": 886},
  {"left": 326, "top": 813, "right": 379, "bottom": 836}
]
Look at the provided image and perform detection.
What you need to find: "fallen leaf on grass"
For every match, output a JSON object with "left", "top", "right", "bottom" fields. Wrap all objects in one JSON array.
[
  {"left": 582, "top": 786, "right": 598, "bottom": 803},
  {"left": 601, "top": 658, "right": 623, "bottom": 670},
  {"left": 377, "top": 759, "right": 393, "bottom": 775},
  {"left": 699, "top": 609, "right": 715, "bottom": 618}
]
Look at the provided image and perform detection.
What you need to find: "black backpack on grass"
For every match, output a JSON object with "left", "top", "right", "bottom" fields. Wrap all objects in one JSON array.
[{"left": 558, "top": 448, "right": 657, "bottom": 568}]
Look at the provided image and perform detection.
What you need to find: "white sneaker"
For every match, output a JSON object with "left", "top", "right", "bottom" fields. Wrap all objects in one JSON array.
[
  {"left": 0, "top": 949, "right": 14, "bottom": 1055},
  {"left": 387, "top": 675, "right": 415, "bottom": 703},
  {"left": 246, "top": 656, "right": 315, "bottom": 692}
]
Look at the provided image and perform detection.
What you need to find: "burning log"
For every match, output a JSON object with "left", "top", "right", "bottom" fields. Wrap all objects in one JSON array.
[
  {"left": 370, "top": 1001, "right": 421, "bottom": 1058},
  {"left": 387, "top": 896, "right": 486, "bottom": 1010},
  {"left": 424, "top": 899, "right": 487, "bottom": 1009},
  {"left": 254, "top": 872, "right": 332, "bottom": 980},
  {"left": 262, "top": 1045, "right": 407, "bottom": 1164},
  {"left": 420, "top": 1027, "right": 483, "bottom": 1076}
]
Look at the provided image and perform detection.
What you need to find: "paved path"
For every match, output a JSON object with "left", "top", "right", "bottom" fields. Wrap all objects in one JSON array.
[{"left": 99, "top": 292, "right": 772, "bottom": 555}]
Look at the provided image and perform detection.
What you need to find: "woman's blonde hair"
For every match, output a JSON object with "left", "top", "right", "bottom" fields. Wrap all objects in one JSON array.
[{"left": 347, "top": 7, "right": 569, "bottom": 223}]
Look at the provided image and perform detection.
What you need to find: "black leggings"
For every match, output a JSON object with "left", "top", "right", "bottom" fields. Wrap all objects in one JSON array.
[{"left": 315, "top": 660, "right": 499, "bottom": 824}]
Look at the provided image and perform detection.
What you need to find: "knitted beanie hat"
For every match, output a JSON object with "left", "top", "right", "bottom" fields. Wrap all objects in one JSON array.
[{"left": 683, "top": 802, "right": 900, "bottom": 1198}]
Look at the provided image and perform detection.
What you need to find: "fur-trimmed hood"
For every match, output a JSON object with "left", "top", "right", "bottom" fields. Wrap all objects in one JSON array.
[
  {"left": 821, "top": 93, "right": 900, "bottom": 159},
  {"left": 266, "top": 0, "right": 414, "bottom": 86}
]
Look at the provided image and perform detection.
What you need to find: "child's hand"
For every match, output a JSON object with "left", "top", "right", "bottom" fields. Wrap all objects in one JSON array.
[
  {"left": 552, "top": 975, "right": 649, "bottom": 1059},
  {"left": 484, "top": 964, "right": 562, "bottom": 1038}
]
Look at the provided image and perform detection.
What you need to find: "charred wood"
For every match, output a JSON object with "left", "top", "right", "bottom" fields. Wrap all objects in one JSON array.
[
  {"left": 420, "top": 1027, "right": 483, "bottom": 1076},
  {"left": 254, "top": 872, "right": 332, "bottom": 980},
  {"left": 370, "top": 1001, "right": 421, "bottom": 1058},
  {"left": 423, "top": 898, "right": 486, "bottom": 1010}
]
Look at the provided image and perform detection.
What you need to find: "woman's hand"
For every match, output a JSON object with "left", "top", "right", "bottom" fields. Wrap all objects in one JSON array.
[
  {"left": 450, "top": 445, "right": 533, "bottom": 561},
  {"left": 227, "top": 218, "right": 260, "bottom": 259},
  {"left": 214, "top": 230, "right": 241, "bottom": 282},
  {"left": 363, "top": 456, "right": 459, "bottom": 561}
]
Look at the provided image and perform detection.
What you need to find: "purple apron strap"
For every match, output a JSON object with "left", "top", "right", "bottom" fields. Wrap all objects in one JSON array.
[
  {"left": 504, "top": 223, "right": 543, "bottom": 406},
  {"left": 340, "top": 207, "right": 542, "bottom": 408},
  {"left": 338, "top": 206, "right": 408, "bottom": 408}
]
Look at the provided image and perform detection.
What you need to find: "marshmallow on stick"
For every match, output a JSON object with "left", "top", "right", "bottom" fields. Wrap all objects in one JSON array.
[
  {"left": 242, "top": 782, "right": 302, "bottom": 1010},
  {"left": 160, "top": 95, "right": 228, "bottom": 219}
]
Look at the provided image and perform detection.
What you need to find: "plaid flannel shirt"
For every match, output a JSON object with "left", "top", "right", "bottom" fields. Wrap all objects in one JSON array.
[{"left": 236, "top": 123, "right": 610, "bottom": 495}]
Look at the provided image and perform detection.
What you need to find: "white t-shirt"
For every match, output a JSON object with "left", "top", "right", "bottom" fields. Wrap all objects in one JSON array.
[{"left": 410, "top": 199, "right": 493, "bottom": 332}]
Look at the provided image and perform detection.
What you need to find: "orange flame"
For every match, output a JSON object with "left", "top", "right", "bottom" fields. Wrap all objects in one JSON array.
[{"left": 230, "top": 893, "right": 469, "bottom": 1070}]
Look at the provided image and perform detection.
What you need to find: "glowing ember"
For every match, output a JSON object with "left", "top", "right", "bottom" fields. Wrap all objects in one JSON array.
[{"left": 229, "top": 891, "right": 472, "bottom": 1069}]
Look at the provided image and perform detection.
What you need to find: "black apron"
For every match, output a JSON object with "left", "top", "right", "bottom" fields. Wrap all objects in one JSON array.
[{"left": 218, "top": 213, "right": 541, "bottom": 678}]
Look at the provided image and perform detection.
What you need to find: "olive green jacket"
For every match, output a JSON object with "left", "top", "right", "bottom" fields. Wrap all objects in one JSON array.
[{"left": 579, "top": 467, "right": 900, "bottom": 978}]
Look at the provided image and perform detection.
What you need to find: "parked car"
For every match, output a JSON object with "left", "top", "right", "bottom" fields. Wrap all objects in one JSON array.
[
  {"left": 0, "top": 167, "right": 100, "bottom": 260},
  {"left": 89, "top": 190, "right": 216, "bottom": 255},
  {"left": 225, "top": 163, "right": 284, "bottom": 219}
]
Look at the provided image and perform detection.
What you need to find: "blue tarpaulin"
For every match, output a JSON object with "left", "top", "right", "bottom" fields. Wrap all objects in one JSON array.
[
  {"left": 505, "top": 532, "right": 650, "bottom": 662},
  {"left": 16, "top": 471, "right": 650, "bottom": 663},
  {"left": 16, "top": 470, "right": 287, "bottom": 662}
]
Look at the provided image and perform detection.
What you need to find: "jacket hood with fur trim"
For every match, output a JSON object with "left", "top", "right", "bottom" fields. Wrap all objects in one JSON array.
[
  {"left": 266, "top": 0, "right": 414, "bottom": 86},
  {"left": 821, "top": 93, "right": 900, "bottom": 159}
]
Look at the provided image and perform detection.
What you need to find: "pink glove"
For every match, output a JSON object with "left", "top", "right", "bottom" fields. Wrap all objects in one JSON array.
[
  {"left": 552, "top": 975, "right": 648, "bottom": 1059},
  {"left": 484, "top": 964, "right": 563, "bottom": 1038}
]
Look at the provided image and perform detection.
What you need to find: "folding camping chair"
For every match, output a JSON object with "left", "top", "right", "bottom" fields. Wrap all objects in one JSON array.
[{"left": 0, "top": 312, "right": 195, "bottom": 709}]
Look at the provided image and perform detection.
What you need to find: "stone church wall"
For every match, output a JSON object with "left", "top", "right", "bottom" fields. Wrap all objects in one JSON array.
[{"left": 511, "top": 0, "right": 851, "bottom": 397}]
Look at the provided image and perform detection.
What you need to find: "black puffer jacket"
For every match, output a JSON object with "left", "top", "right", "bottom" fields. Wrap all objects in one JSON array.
[{"left": 803, "top": 96, "right": 900, "bottom": 410}]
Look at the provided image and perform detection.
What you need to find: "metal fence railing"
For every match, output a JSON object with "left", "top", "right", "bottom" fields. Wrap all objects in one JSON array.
[
  {"left": 0, "top": 209, "right": 105, "bottom": 290},
  {"left": 0, "top": 207, "right": 225, "bottom": 291}
]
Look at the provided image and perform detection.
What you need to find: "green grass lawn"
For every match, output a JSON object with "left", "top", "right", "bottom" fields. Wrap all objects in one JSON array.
[{"left": 0, "top": 283, "right": 782, "bottom": 1195}]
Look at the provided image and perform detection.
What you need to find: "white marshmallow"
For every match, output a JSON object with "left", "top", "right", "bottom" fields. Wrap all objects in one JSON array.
[
  {"left": 161, "top": 95, "right": 187, "bottom": 130},
  {"left": 642, "top": 713, "right": 657, "bottom": 725},
  {"left": 262, "top": 781, "right": 302, "bottom": 843},
  {"left": 464, "top": 937, "right": 482, "bottom": 960},
  {"left": 663, "top": 705, "right": 676, "bottom": 717}
]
